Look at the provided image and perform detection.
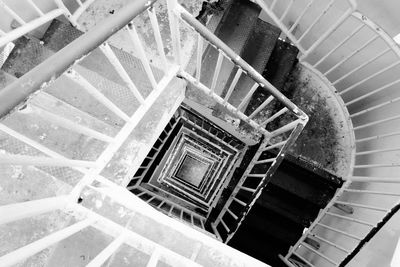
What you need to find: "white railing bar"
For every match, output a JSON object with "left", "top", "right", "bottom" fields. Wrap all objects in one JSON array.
[
  {"left": 351, "top": 96, "right": 400, "bottom": 118},
  {"left": 226, "top": 208, "right": 238, "bottom": 220},
  {"left": 71, "top": 0, "right": 96, "bottom": 24},
  {"left": 355, "top": 131, "right": 400, "bottom": 143},
  {"left": 0, "top": 0, "right": 26, "bottom": 25},
  {"left": 248, "top": 95, "right": 274, "bottom": 120},
  {"left": 254, "top": 0, "right": 306, "bottom": 54},
  {"left": 190, "top": 214, "right": 194, "bottom": 226},
  {"left": 332, "top": 47, "right": 390, "bottom": 85},
  {"left": 196, "top": 33, "right": 203, "bottom": 80},
  {"left": 210, "top": 51, "right": 224, "bottom": 93},
  {"left": 220, "top": 219, "right": 230, "bottom": 233},
  {"left": 325, "top": 211, "right": 375, "bottom": 226},
  {"left": 181, "top": 117, "right": 238, "bottom": 151},
  {"left": 291, "top": 252, "right": 316, "bottom": 267},
  {"left": 157, "top": 201, "right": 165, "bottom": 209},
  {"left": 224, "top": 68, "right": 242, "bottom": 102},
  {"left": 76, "top": 0, "right": 83, "bottom": 6},
  {"left": 246, "top": 173, "right": 265, "bottom": 178},
  {"left": 127, "top": 24, "right": 158, "bottom": 90},
  {"left": 211, "top": 223, "right": 222, "bottom": 241},
  {"left": 237, "top": 82, "right": 259, "bottom": 111},
  {"left": 255, "top": 158, "right": 276, "bottom": 164},
  {"left": 31, "top": 104, "right": 114, "bottom": 143},
  {"left": 278, "top": 255, "right": 297, "bottom": 267},
  {"left": 280, "top": 0, "right": 294, "bottom": 21},
  {"left": 314, "top": 24, "right": 364, "bottom": 68},
  {"left": 309, "top": 233, "right": 351, "bottom": 253},
  {"left": 270, "top": 118, "right": 301, "bottom": 137},
  {"left": 65, "top": 69, "right": 131, "bottom": 121},
  {"left": 334, "top": 200, "right": 388, "bottom": 212},
  {"left": 0, "top": 8, "right": 64, "bottom": 47},
  {"left": 324, "top": 35, "right": 379, "bottom": 76},
  {"left": 344, "top": 176, "right": 400, "bottom": 183},
  {"left": 344, "top": 188, "right": 400, "bottom": 196},
  {"left": 0, "top": 154, "right": 98, "bottom": 168},
  {"left": 297, "top": 0, "right": 335, "bottom": 43},
  {"left": 0, "top": 196, "right": 68, "bottom": 225},
  {"left": 263, "top": 140, "right": 287, "bottom": 151},
  {"left": 200, "top": 218, "right": 205, "bottom": 230},
  {"left": 147, "top": 196, "right": 156, "bottom": 203},
  {"left": 303, "top": 5, "right": 355, "bottom": 59},
  {"left": 233, "top": 197, "right": 246, "bottom": 206},
  {"left": 317, "top": 222, "right": 362, "bottom": 240},
  {"left": 353, "top": 114, "right": 400, "bottom": 131},
  {"left": 261, "top": 107, "right": 288, "bottom": 126},
  {"left": 354, "top": 163, "right": 400, "bottom": 169},
  {"left": 99, "top": 43, "right": 145, "bottom": 104},
  {"left": 300, "top": 242, "right": 339, "bottom": 266},
  {"left": 179, "top": 71, "right": 270, "bottom": 136},
  {"left": 166, "top": 0, "right": 181, "bottom": 64},
  {"left": 146, "top": 248, "right": 160, "bottom": 267},
  {"left": 0, "top": 123, "right": 65, "bottom": 159},
  {"left": 356, "top": 146, "right": 400, "bottom": 156},
  {"left": 0, "top": 218, "right": 94, "bottom": 267},
  {"left": 340, "top": 60, "right": 400, "bottom": 95},
  {"left": 136, "top": 191, "right": 146, "bottom": 197},
  {"left": 72, "top": 203, "right": 202, "bottom": 267},
  {"left": 26, "top": 0, "right": 44, "bottom": 16},
  {"left": 124, "top": 186, "right": 206, "bottom": 221},
  {"left": 69, "top": 65, "right": 180, "bottom": 201},
  {"left": 147, "top": 7, "right": 169, "bottom": 69},
  {"left": 288, "top": 0, "right": 315, "bottom": 34},
  {"left": 346, "top": 77, "right": 400, "bottom": 106},
  {"left": 270, "top": 0, "right": 278, "bottom": 10},
  {"left": 240, "top": 186, "right": 257, "bottom": 193},
  {"left": 86, "top": 234, "right": 125, "bottom": 267},
  {"left": 168, "top": 205, "right": 174, "bottom": 216}
]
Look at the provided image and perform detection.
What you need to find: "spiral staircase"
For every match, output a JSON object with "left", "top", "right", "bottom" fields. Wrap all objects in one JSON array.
[{"left": 0, "top": 0, "right": 400, "bottom": 266}]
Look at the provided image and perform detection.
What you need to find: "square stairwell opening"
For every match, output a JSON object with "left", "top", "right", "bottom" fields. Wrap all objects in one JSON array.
[{"left": 126, "top": 104, "right": 245, "bottom": 235}]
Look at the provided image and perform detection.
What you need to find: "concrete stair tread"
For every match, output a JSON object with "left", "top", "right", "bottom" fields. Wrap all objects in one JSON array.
[
  {"left": 0, "top": 210, "right": 75, "bottom": 267},
  {"left": 43, "top": 19, "right": 164, "bottom": 99},
  {"left": 225, "top": 18, "right": 281, "bottom": 108},
  {"left": 198, "top": 0, "right": 261, "bottom": 95},
  {"left": 244, "top": 39, "right": 299, "bottom": 122}
]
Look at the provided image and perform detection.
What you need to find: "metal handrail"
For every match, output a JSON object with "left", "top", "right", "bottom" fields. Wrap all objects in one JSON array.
[{"left": 0, "top": 0, "right": 157, "bottom": 119}]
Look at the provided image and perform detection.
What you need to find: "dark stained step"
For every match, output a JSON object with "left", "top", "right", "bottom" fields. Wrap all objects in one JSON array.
[
  {"left": 257, "top": 184, "right": 319, "bottom": 227},
  {"left": 243, "top": 39, "right": 299, "bottom": 121},
  {"left": 223, "top": 18, "right": 281, "bottom": 108},
  {"left": 199, "top": 0, "right": 261, "bottom": 94},
  {"left": 229, "top": 204, "right": 304, "bottom": 267},
  {"left": 2, "top": 36, "right": 53, "bottom": 78}
]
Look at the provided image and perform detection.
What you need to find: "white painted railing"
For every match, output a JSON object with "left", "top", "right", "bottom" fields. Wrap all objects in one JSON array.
[
  {"left": 254, "top": 0, "right": 357, "bottom": 59},
  {"left": 0, "top": 0, "right": 307, "bottom": 265},
  {"left": 252, "top": 1, "right": 400, "bottom": 266},
  {"left": 0, "top": 0, "right": 64, "bottom": 47}
]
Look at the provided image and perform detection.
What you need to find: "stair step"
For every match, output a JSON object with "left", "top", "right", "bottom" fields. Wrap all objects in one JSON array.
[
  {"left": 258, "top": 185, "right": 318, "bottom": 227},
  {"left": 199, "top": 0, "right": 261, "bottom": 95},
  {"left": 224, "top": 18, "right": 281, "bottom": 108},
  {"left": 42, "top": 19, "right": 164, "bottom": 98},
  {"left": 0, "top": 210, "right": 74, "bottom": 266},
  {"left": 269, "top": 159, "right": 339, "bottom": 207},
  {"left": 244, "top": 39, "right": 299, "bottom": 123},
  {"left": 2, "top": 36, "right": 53, "bottom": 78}
]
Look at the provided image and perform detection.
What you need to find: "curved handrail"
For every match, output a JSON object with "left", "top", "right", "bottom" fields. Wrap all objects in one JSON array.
[{"left": 279, "top": 5, "right": 400, "bottom": 266}]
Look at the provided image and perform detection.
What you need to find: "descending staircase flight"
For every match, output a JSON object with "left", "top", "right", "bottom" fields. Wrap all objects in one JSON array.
[{"left": 0, "top": 0, "right": 400, "bottom": 266}]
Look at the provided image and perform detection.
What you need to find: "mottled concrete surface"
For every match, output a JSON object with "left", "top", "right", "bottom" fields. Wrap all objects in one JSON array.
[
  {"left": 279, "top": 64, "right": 354, "bottom": 177},
  {"left": 78, "top": 0, "right": 205, "bottom": 68}
]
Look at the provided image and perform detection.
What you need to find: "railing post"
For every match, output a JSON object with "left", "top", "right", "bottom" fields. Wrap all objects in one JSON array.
[{"left": 166, "top": 0, "right": 182, "bottom": 65}]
